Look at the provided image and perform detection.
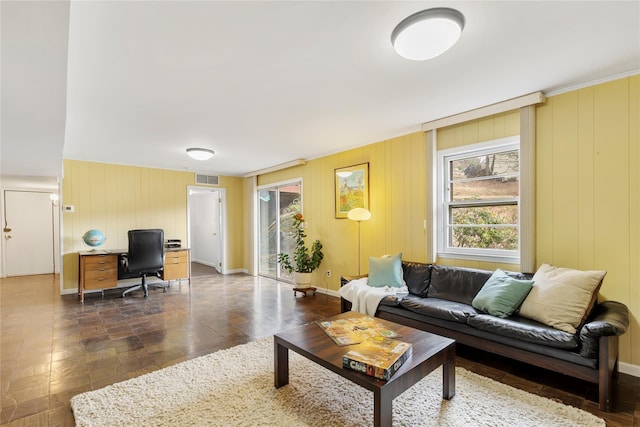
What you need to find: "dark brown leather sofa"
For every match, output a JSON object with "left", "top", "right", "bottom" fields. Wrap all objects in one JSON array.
[{"left": 341, "top": 261, "right": 629, "bottom": 411}]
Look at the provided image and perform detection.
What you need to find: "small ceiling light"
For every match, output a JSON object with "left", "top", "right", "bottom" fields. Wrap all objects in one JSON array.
[
  {"left": 391, "top": 8, "right": 465, "bottom": 61},
  {"left": 186, "top": 148, "right": 215, "bottom": 161}
]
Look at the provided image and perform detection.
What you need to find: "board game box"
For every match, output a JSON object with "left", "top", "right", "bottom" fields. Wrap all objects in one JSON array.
[
  {"left": 316, "top": 315, "right": 400, "bottom": 346},
  {"left": 342, "top": 336, "right": 413, "bottom": 380}
]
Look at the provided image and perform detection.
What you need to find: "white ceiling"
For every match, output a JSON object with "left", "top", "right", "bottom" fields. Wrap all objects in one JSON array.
[{"left": 2, "top": 1, "right": 639, "bottom": 178}]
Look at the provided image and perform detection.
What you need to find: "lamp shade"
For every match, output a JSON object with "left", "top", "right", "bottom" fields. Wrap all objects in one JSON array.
[
  {"left": 391, "top": 8, "right": 465, "bottom": 61},
  {"left": 186, "top": 148, "right": 215, "bottom": 160},
  {"left": 347, "top": 208, "right": 371, "bottom": 222}
]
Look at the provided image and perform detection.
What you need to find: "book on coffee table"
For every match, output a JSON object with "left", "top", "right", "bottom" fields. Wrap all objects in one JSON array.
[
  {"left": 316, "top": 315, "right": 400, "bottom": 346},
  {"left": 342, "top": 336, "right": 413, "bottom": 380}
]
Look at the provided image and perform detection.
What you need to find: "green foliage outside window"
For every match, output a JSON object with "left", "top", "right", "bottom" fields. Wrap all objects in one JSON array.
[
  {"left": 449, "top": 150, "right": 519, "bottom": 251},
  {"left": 451, "top": 207, "right": 518, "bottom": 250}
]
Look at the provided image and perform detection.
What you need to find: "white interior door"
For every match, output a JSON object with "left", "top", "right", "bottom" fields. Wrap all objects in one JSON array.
[{"left": 3, "top": 190, "right": 54, "bottom": 276}]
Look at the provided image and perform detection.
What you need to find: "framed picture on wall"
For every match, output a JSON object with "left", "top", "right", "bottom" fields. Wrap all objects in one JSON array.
[{"left": 335, "top": 162, "right": 369, "bottom": 218}]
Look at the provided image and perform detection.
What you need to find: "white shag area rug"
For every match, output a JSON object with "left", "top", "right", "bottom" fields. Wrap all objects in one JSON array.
[{"left": 71, "top": 337, "right": 604, "bottom": 427}]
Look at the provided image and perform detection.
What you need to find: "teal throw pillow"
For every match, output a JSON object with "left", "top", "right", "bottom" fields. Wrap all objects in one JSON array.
[
  {"left": 471, "top": 269, "right": 534, "bottom": 318},
  {"left": 368, "top": 253, "right": 404, "bottom": 288}
]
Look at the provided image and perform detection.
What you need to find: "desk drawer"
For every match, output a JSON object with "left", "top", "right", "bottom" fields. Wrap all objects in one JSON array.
[
  {"left": 83, "top": 254, "right": 117, "bottom": 266},
  {"left": 163, "top": 263, "right": 188, "bottom": 280},
  {"left": 81, "top": 254, "right": 118, "bottom": 290},
  {"left": 84, "top": 269, "right": 118, "bottom": 290},
  {"left": 165, "top": 251, "right": 188, "bottom": 264},
  {"left": 162, "top": 250, "right": 189, "bottom": 280}
]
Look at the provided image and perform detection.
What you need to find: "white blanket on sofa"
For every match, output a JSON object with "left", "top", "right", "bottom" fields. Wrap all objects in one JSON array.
[{"left": 338, "top": 278, "right": 409, "bottom": 316}]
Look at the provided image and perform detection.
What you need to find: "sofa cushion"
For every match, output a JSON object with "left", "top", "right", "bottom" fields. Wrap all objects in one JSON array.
[
  {"left": 368, "top": 253, "right": 404, "bottom": 288},
  {"left": 427, "top": 265, "right": 492, "bottom": 305},
  {"left": 471, "top": 269, "right": 534, "bottom": 318},
  {"left": 402, "top": 262, "right": 432, "bottom": 297},
  {"left": 400, "top": 295, "right": 478, "bottom": 324},
  {"left": 467, "top": 314, "right": 579, "bottom": 350},
  {"left": 377, "top": 305, "right": 595, "bottom": 369},
  {"left": 519, "top": 263, "right": 606, "bottom": 334}
]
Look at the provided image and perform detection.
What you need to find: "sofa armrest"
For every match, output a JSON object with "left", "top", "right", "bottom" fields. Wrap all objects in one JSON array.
[
  {"left": 339, "top": 275, "right": 368, "bottom": 313},
  {"left": 579, "top": 301, "right": 629, "bottom": 358},
  {"left": 340, "top": 274, "right": 368, "bottom": 286}
]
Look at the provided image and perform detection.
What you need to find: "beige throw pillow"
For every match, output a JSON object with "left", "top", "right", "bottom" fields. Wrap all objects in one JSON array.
[{"left": 518, "top": 263, "right": 606, "bottom": 334}]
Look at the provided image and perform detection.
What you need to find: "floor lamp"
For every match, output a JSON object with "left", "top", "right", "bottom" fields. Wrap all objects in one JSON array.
[{"left": 347, "top": 208, "right": 371, "bottom": 275}]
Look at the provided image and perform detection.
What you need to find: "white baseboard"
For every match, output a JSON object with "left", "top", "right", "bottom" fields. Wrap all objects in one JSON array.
[
  {"left": 224, "top": 268, "right": 248, "bottom": 274},
  {"left": 61, "top": 288, "right": 76, "bottom": 295},
  {"left": 307, "top": 286, "right": 340, "bottom": 298},
  {"left": 192, "top": 259, "right": 217, "bottom": 268},
  {"left": 619, "top": 361, "right": 640, "bottom": 378}
]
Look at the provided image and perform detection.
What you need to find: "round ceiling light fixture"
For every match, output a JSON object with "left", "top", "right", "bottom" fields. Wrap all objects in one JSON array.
[
  {"left": 186, "top": 148, "right": 215, "bottom": 160},
  {"left": 391, "top": 8, "right": 465, "bottom": 61}
]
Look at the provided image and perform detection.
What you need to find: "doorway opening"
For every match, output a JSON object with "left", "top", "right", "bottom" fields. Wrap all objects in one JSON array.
[{"left": 187, "top": 186, "right": 225, "bottom": 277}]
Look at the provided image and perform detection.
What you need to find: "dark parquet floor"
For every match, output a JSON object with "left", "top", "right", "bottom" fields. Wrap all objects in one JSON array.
[{"left": 1, "top": 269, "right": 638, "bottom": 426}]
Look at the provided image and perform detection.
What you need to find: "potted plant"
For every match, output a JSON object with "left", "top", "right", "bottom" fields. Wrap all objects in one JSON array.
[{"left": 277, "top": 212, "right": 323, "bottom": 288}]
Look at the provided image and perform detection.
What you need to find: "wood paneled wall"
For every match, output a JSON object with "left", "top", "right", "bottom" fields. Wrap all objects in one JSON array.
[
  {"left": 257, "top": 75, "right": 639, "bottom": 366},
  {"left": 61, "top": 160, "right": 246, "bottom": 290},
  {"left": 536, "top": 76, "right": 639, "bottom": 366},
  {"left": 257, "top": 131, "right": 428, "bottom": 291}
]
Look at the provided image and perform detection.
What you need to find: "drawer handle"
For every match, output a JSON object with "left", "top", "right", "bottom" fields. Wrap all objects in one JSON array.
[{"left": 97, "top": 278, "right": 105, "bottom": 281}]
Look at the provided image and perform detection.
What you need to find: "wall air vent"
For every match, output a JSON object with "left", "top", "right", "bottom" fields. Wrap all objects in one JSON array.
[{"left": 195, "top": 174, "right": 219, "bottom": 186}]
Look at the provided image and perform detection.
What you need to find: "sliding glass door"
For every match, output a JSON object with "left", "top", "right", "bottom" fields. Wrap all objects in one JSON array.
[{"left": 258, "top": 181, "right": 301, "bottom": 281}]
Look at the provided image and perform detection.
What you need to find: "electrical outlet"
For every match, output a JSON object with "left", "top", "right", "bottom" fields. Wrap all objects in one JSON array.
[{"left": 326, "top": 270, "right": 331, "bottom": 278}]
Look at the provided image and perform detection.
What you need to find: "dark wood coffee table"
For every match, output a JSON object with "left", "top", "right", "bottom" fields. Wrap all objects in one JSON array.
[{"left": 274, "top": 311, "right": 455, "bottom": 427}]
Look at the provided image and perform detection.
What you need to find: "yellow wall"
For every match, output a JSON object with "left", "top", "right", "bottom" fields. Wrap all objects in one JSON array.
[
  {"left": 257, "top": 75, "right": 639, "bottom": 366},
  {"left": 61, "top": 160, "right": 245, "bottom": 290},
  {"left": 437, "top": 110, "right": 520, "bottom": 150},
  {"left": 221, "top": 175, "right": 247, "bottom": 271},
  {"left": 536, "top": 76, "right": 639, "bottom": 366},
  {"left": 258, "top": 131, "right": 428, "bottom": 290}
]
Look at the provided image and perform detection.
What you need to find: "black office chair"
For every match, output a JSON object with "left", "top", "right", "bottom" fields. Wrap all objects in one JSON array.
[{"left": 122, "top": 229, "right": 167, "bottom": 297}]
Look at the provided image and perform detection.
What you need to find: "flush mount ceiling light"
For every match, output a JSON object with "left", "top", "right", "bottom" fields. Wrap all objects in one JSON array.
[
  {"left": 391, "top": 7, "right": 465, "bottom": 61},
  {"left": 186, "top": 148, "right": 215, "bottom": 160}
]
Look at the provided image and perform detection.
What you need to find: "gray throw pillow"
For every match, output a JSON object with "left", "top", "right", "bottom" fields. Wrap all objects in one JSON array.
[{"left": 471, "top": 269, "right": 534, "bottom": 318}]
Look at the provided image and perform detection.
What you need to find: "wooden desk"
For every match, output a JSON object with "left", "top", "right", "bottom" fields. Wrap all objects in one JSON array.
[{"left": 78, "top": 247, "right": 191, "bottom": 302}]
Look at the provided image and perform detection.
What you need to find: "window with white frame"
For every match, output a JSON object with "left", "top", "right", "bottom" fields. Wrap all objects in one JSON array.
[{"left": 437, "top": 136, "right": 520, "bottom": 263}]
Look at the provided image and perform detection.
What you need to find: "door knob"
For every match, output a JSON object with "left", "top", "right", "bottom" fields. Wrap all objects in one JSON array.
[{"left": 4, "top": 235, "right": 12, "bottom": 240}]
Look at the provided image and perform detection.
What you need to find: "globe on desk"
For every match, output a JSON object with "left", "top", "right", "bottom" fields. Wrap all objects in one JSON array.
[{"left": 82, "top": 229, "right": 106, "bottom": 250}]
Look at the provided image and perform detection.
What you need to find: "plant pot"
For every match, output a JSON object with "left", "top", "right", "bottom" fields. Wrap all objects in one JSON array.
[{"left": 294, "top": 272, "right": 312, "bottom": 289}]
